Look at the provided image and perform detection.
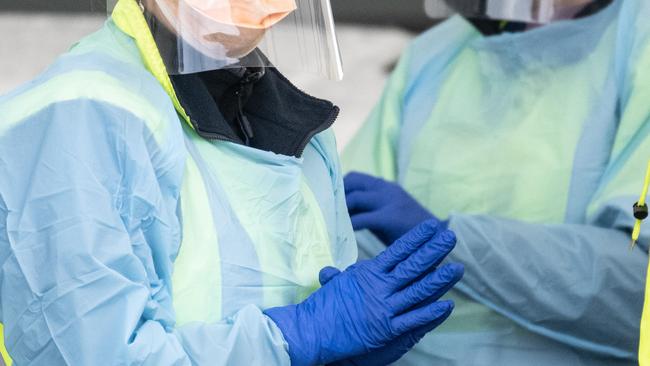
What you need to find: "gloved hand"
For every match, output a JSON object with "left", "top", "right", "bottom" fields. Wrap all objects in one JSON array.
[
  {"left": 320, "top": 266, "right": 457, "bottom": 366},
  {"left": 344, "top": 172, "right": 444, "bottom": 245},
  {"left": 264, "top": 220, "right": 464, "bottom": 366}
]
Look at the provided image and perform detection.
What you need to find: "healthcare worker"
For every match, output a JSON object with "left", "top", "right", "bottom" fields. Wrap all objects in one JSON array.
[
  {"left": 343, "top": 0, "right": 650, "bottom": 364},
  {"left": 0, "top": 0, "right": 465, "bottom": 364}
]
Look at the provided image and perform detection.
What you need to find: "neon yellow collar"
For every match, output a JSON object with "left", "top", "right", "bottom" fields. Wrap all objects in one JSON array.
[{"left": 111, "top": 0, "right": 193, "bottom": 129}]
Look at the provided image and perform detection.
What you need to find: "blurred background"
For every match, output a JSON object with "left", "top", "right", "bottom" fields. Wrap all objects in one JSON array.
[{"left": 0, "top": 1, "right": 437, "bottom": 147}]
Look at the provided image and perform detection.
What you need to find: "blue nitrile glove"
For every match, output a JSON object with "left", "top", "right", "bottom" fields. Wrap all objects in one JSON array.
[
  {"left": 344, "top": 172, "right": 446, "bottom": 245},
  {"left": 264, "top": 220, "right": 464, "bottom": 366},
  {"left": 321, "top": 264, "right": 460, "bottom": 366}
]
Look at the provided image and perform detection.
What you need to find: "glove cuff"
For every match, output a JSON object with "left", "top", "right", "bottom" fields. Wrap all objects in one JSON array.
[{"left": 265, "top": 304, "right": 319, "bottom": 366}]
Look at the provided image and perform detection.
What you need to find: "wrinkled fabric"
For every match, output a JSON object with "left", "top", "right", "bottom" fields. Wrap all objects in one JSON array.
[
  {"left": 343, "top": 0, "right": 650, "bottom": 364},
  {"left": 0, "top": 16, "right": 356, "bottom": 365},
  {"left": 174, "top": 124, "right": 350, "bottom": 322}
]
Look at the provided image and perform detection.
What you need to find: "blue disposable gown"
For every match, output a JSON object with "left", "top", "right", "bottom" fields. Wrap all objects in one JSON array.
[
  {"left": 0, "top": 10, "right": 356, "bottom": 366},
  {"left": 343, "top": 0, "right": 650, "bottom": 364}
]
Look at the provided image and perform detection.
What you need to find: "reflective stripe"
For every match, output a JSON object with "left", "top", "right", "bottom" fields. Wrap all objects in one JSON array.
[
  {"left": 172, "top": 155, "right": 223, "bottom": 325},
  {"left": 293, "top": 178, "right": 335, "bottom": 302},
  {"left": 182, "top": 131, "right": 264, "bottom": 318},
  {"left": 0, "top": 71, "right": 168, "bottom": 144}
]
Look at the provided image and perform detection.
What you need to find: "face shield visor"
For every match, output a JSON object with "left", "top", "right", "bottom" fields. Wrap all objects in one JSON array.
[
  {"left": 424, "top": 0, "right": 595, "bottom": 24},
  {"left": 117, "top": 0, "right": 343, "bottom": 80}
]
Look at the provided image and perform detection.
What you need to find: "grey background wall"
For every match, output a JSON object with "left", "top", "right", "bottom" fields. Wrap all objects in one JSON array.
[
  {"left": 0, "top": 0, "right": 437, "bottom": 29},
  {"left": 0, "top": 0, "right": 103, "bottom": 12}
]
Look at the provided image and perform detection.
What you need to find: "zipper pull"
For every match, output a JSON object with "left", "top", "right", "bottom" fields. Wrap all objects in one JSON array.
[
  {"left": 236, "top": 89, "right": 254, "bottom": 144},
  {"left": 239, "top": 113, "right": 255, "bottom": 142},
  {"left": 234, "top": 68, "right": 264, "bottom": 145}
]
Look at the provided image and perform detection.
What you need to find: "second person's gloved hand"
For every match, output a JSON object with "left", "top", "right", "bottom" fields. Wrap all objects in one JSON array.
[
  {"left": 264, "top": 220, "right": 464, "bottom": 366},
  {"left": 344, "top": 172, "right": 445, "bottom": 245}
]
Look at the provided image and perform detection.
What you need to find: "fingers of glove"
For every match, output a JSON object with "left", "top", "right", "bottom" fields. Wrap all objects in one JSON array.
[
  {"left": 380, "top": 317, "right": 447, "bottom": 364},
  {"left": 369, "top": 313, "right": 453, "bottom": 366},
  {"left": 351, "top": 317, "right": 450, "bottom": 366},
  {"left": 390, "top": 300, "right": 455, "bottom": 336},
  {"left": 390, "top": 230, "right": 456, "bottom": 284},
  {"left": 407, "top": 305, "right": 456, "bottom": 341},
  {"left": 373, "top": 219, "right": 441, "bottom": 272},
  {"left": 344, "top": 172, "right": 384, "bottom": 194},
  {"left": 326, "top": 312, "right": 455, "bottom": 366},
  {"left": 351, "top": 334, "right": 418, "bottom": 366},
  {"left": 319, "top": 266, "right": 342, "bottom": 286},
  {"left": 388, "top": 263, "right": 464, "bottom": 313},
  {"left": 415, "top": 263, "right": 464, "bottom": 309},
  {"left": 345, "top": 191, "right": 383, "bottom": 214}
]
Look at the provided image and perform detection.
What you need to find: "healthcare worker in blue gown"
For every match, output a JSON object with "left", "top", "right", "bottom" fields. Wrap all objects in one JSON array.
[
  {"left": 343, "top": 0, "right": 650, "bottom": 365},
  {"left": 0, "top": 0, "right": 465, "bottom": 365}
]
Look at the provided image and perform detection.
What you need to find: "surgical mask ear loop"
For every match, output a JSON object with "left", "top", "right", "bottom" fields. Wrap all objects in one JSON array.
[{"left": 631, "top": 160, "right": 650, "bottom": 249}]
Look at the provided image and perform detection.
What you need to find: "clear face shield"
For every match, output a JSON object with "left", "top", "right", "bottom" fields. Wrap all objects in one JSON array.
[
  {"left": 424, "top": 0, "right": 595, "bottom": 24},
  {"left": 119, "top": 0, "right": 344, "bottom": 80}
]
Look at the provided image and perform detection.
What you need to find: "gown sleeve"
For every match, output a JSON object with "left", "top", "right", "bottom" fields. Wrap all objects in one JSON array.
[{"left": 0, "top": 99, "right": 291, "bottom": 365}]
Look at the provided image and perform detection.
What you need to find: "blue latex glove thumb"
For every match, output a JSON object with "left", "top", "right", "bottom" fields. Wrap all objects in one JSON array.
[{"left": 319, "top": 267, "right": 342, "bottom": 286}]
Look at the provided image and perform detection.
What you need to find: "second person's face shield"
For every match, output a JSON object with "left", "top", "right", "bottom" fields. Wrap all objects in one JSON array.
[
  {"left": 424, "top": 0, "right": 595, "bottom": 24},
  {"left": 141, "top": 0, "right": 344, "bottom": 79}
]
